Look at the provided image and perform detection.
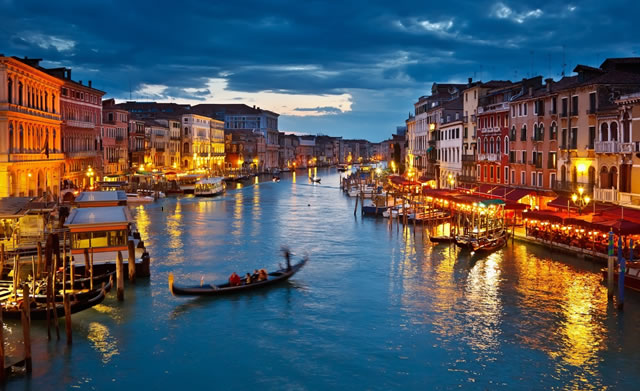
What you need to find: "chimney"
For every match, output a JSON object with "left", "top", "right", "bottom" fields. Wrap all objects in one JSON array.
[
  {"left": 79, "top": 80, "right": 82, "bottom": 85},
  {"left": 66, "top": 69, "right": 71, "bottom": 79},
  {"left": 468, "top": 77, "right": 472, "bottom": 85},
  {"left": 88, "top": 80, "right": 92, "bottom": 88},
  {"left": 545, "top": 78, "right": 553, "bottom": 92},
  {"left": 528, "top": 87, "right": 533, "bottom": 97}
]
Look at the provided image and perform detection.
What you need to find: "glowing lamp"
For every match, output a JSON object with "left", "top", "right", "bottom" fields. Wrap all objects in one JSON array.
[
  {"left": 577, "top": 163, "right": 586, "bottom": 174},
  {"left": 571, "top": 194, "right": 578, "bottom": 203}
]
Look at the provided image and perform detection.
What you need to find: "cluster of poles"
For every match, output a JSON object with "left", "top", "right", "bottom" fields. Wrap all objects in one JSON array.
[{"left": 0, "top": 233, "right": 138, "bottom": 383}]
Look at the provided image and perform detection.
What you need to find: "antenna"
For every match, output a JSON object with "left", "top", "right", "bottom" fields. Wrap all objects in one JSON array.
[{"left": 561, "top": 45, "right": 567, "bottom": 77}]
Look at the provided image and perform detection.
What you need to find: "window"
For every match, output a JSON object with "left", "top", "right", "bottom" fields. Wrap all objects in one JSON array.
[
  {"left": 464, "top": 127, "right": 468, "bottom": 138},
  {"left": 521, "top": 125, "right": 527, "bottom": 141},
  {"left": 532, "top": 172, "right": 537, "bottom": 187},
  {"left": 497, "top": 166, "right": 500, "bottom": 180},
  {"left": 521, "top": 171, "right": 526, "bottom": 185},
  {"left": 511, "top": 169, "right": 515, "bottom": 184},
  {"left": 505, "top": 136, "right": 510, "bottom": 154},
  {"left": 551, "top": 97, "right": 557, "bottom": 114},
  {"left": 588, "top": 126, "right": 596, "bottom": 149},
  {"left": 550, "top": 122, "right": 557, "bottom": 140},
  {"left": 561, "top": 98, "right": 568, "bottom": 116},
  {"left": 504, "top": 167, "right": 509, "bottom": 184},
  {"left": 490, "top": 166, "right": 494, "bottom": 180},
  {"left": 589, "top": 92, "right": 596, "bottom": 113},
  {"left": 512, "top": 106, "right": 516, "bottom": 117},
  {"left": 538, "top": 173, "right": 543, "bottom": 188},
  {"left": 550, "top": 173, "right": 556, "bottom": 186},
  {"left": 496, "top": 137, "right": 501, "bottom": 154},
  {"left": 490, "top": 137, "right": 494, "bottom": 153},
  {"left": 570, "top": 127, "right": 578, "bottom": 149},
  {"left": 477, "top": 165, "right": 481, "bottom": 179},
  {"left": 510, "top": 126, "right": 516, "bottom": 140},
  {"left": 548, "top": 152, "right": 557, "bottom": 169},
  {"left": 571, "top": 96, "right": 578, "bottom": 116},
  {"left": 522, "top": 150, "right": 527, "bottom": 164},
  {"left": 561, "top": 128, "right": 567, "bottom": 148},
  {"left": 523, "top": 103, "right": 527, "bottom": 116}
]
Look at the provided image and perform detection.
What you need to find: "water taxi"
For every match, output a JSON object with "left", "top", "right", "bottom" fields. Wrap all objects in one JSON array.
[{"left": 194, "top": 177, "right": 226, "bottom": 197}]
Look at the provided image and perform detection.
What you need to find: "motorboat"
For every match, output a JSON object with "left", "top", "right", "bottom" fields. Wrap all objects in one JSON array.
[
  {"left": 126, "top": 193, "right": 154, "bottom": 205},
  {"left": 310, "top": 176, "right": 321, "bottom": 183}
]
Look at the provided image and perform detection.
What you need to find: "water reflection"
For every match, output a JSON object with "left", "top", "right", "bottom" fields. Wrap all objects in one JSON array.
[{"left": 87, "top": 322, "right": 119, "bottom": 364}]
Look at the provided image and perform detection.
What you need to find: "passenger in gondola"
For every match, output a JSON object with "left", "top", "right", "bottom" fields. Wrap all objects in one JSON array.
[
  {"left": 245, "top": 273, "right": 253, "bottom": 284},
  {"left": 228, "top": 272, "right": 241, "bottom": 286},
  {"left": 285, "top": 250, "right": 291, "bottom": 271},
  {"left": 252, "top": 269, "right": 260, "bottom": 281},
  {"left": 258, "top": 269, "right": 268, "bottom": 281}
]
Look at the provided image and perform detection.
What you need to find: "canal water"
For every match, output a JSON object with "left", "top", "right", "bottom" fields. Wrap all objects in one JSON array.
[{"left": 5, "top": 168, "right": 640, "bottom": 390}]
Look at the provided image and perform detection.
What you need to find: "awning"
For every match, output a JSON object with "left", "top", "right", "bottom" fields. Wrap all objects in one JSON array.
[
  {"left": 593, "top": 219, "right": 640, "bottom": 235},
  {"left": 505, "top": 188, "right": 535, "bottom": 202},
  {"left": 504, "top": 201, "right": 528, "bottom": 210},
  {"left": 477, "top": 184, "right": 497, "bottom": 195},
  {"left": 547, "top": 196, "right": 576, "bottom": 211},
  {"left": 478, "top": 199, "right": 505, "bottom": 207},
  {"left": 523, "top": 209, "right": 566, "bottom": 224}
]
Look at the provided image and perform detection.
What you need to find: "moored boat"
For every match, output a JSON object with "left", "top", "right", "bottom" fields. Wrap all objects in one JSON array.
[
  {"left": 430, "top": 235, "right": 455, "bottom": 244},
  {"left": 601, "top": 261, "right": 640, "bottom": 292},
  {"left": 126, "top": 193, "right": 154, "bottom": 205},
  {"left": 472, "top": 237, "right": 507, "bottom": 254},
  {"left": 169, "top": 257, "right": 308, "bottom": 296},
  {"left": 1, "top": 286, "right": 107, "bottom": 320}
]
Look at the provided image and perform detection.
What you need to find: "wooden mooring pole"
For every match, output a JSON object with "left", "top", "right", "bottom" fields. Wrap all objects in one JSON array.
[
  {"left": 21, "top": 285, "right": 32, "bottom": 373},
  {"left": 116, "top": 251, "right": 124, "bottom": 301},
  {"left": 0, "top": 299, "right": 4, "bottom": 383},
  {"left": 128, "top": 240, "right": 136, "bottom": 283},
  {"left": 64, "top": 293, "right": 72, "bottom": 345}
]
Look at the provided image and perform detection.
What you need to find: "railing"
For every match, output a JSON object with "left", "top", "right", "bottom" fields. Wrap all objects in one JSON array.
[
  {"left": 0, "top": 103, "right": 61, "bottom": 121},
  {"left": 560, "top": 111, "right": 568, "bottom": 118},
  {"left": 620, "top": 143, "right": 636, "bottom": 153},
  {"left": 9, "top": 153, "right": 64, "bottom": 162},
  {"left": 595, "top": 141, "right": 618, "bottom": 153},
  {"left": 478, "top": 102, "right": 509, "bottom": 114},
  {"left": 552, "top": 181, "right": 592, "bottom": 193},
  {"left": 594, "top": 187, "right": 618, "bottom": 203},
  {"left": 66, "top": 119, "right": 96, "bottom": 129},
  {"left": 478, "top": 153, "right": 499, "bottom": 161},
  {"left": 461, "top": 154, "right": 475, "bottom": 162}
]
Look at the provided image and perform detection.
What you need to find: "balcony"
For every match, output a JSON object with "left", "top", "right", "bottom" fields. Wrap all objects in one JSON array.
[
  {"left": 0, "top": 103, "right": 61, "bottom": 121},
  {"left": 478, "top": 102, "right": 509, "bottom": 114},
  {"left": 620, "top": 142, "right": 637, "bottom": 153},
  {"left": 66, "top": 119, "right": 96, "bottom": 129},
  {"left": 560, "top": 111, "right": 568, "bottom": 118},
  {"left": 587, "top": 108, "right": 597, "bottom": 115},
  {"left": 461, "top": 154, "right": 476, "bottom": 162},
  {"left": 463, "top": 116, "right": 468, "bottom": 123},
  {"left": 478, "top": 153, "right": 499, "bottom": 162},
  {"left": 595, "top": 141, "right": 618, "bottom": 153},
  {"left": 552, "top": 181, "right": 592, "bottom": 193},
  {"left": 594, "top": 187, "right": 618, "bottom": 203},
  {"left": 9, "top": 152, "right": 64, "bottom": 162}
]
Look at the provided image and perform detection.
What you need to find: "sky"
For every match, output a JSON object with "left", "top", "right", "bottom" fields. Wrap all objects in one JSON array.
[{"left": 1, "top": 0, "right": 639, "bottom": 142}]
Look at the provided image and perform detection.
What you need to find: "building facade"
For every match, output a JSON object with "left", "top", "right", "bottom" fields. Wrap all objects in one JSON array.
[
  {"left": 102, "top": 100, "right": 129, "bottom": 178},
  {"left": 0, "top": 56, "right": 65, "bottom": 197}
]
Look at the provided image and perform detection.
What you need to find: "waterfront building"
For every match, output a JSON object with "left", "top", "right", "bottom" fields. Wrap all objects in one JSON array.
[
  {"left": 102, "top": 100, "right": 129, "bottom": 180},
  {"left": 42, "top": 68, "right": 104, "bottom": 190},
  {"left": 128, "top": 119, "right": 146, "bottom": 169},
  {"left": 181, "top": 113, "right": 212, "bottom": 170},
  {"left": 438, "top": 118, "right": 463, "bottom": 189},
  {"left": 191, "top": 104, "right": 279, "bottom": 170},
  {"left": 0, "top": 56, "right": 65, "bottom": 197},
  {"left": 144, "top": 120, "right": 169, "bottom": 168},
  {"left": 407, "top": 83, "right": 464, "bottom": 185},
  {"left": 477, "top": 78, "right": 540, "bottom": 187},
  {"left": 225, "top": 129, "right": 265, "bottom": 171},
  {"left": 608, "top": 92, "right": 640, "bottom": 206},
  {"left": 314, "top": 135, "right": 341, "bottom": 166},
  {"left": 210, "top": 118, "right": 225, "bottom": 174},
  {"left": 296, "top": 135, "right": 316, "bottom": 167},
  {"left": 278, "top": 133, "right": 299, "bottom": 169},
  {"left": 555, "top": 59, "right": 640, "bottom": 199}
]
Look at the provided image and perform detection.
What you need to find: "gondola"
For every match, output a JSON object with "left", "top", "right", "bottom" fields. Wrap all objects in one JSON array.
[
  {"left": 22, "top": 278, "right": 113, "bottom": 303},
  {"left": 454, "top": 235, "right": 475, "bottom": 250},
  {"left": 168, "top": 257, "right": 308, "bottom": 296},
  {"left": 430, "top": 235, "right": 455, "bottom": 244},
  {"left": 472, "top": 237, "right": 507, "bottom": 255},
  {"left": 1, "top": 286, "right": 107, "bottom": 320}
]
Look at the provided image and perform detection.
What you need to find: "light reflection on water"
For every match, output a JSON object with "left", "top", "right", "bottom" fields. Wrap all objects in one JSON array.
[{"left": 3, "top": 168, "right": 640, "bottom": 390}]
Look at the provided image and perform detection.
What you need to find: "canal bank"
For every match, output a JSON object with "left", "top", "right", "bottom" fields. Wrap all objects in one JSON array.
[{"left": 3, "top": 168, "right": 640, "bottom": 390}]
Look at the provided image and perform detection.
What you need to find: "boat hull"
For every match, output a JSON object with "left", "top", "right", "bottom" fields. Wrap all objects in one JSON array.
[{"left": 600, "top": 267, "right": 640, "bottom": 292}]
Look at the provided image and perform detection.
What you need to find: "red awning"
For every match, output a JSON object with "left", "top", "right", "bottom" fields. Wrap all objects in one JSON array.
[
  {"left": 505, "top": 188, "right": 535, "bottom": 202},
  {"left": 477, "top": 184, "right": 497, "bottom": 195},
  {"left": 593, "top": 219, "right": 640, "bottom": 235},
  {"left": 523, "top": 210, "right": 566, "bottom": 224},
  {"left": 504, "top": 201, "right": 528, "bottom": 210}
]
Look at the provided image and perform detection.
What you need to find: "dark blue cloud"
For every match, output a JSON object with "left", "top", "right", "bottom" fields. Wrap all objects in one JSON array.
[{"left": 1, "top": 0, "right": 639, "bottom": 141}]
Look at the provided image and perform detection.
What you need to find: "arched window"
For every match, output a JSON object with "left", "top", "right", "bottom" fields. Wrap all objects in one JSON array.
[
  {"left": 623, "top": 112, "right": 631, "bottom": 143},
  {"left": 572, "top": 165, "right": 577, "bottom": 183},
  {"left": 7, "top": 78, "right": 12, "bottom": 104},
  {"left": 588, "top": 166, "right": 596, "bottom": 187},
  {"left": 496, "top": 137, "right": 501, "bottom": 154},
  {"left": 183, "top": 142, "right": 189, "bottom": 154},
  {"left": 483, "top": 137, "right": 488, "bottom": 153},
  {"left": 539, "top": 124, "right": 544, "bottom": 140},
  {"left": 561, "top": 165, "right": 567, "bottom": 183},
  {"left": 610, "top": 122, "right": 618, "bottom": 141},
  {"left": 610, "top": 166, "right": 618, "bottom": 190},
  {"left": 8, "top": 123, "right": 13, "bottom": 152},
  {"left": 550, "top": 121, "right": 557, "bottom": 140},
  {"left": 600, "top": 122, "right": 608, "bottom": 141},
  {"left": 490, "top": 137, "right": 494, "bottom": 153},
  {"left": 504, "top": 136, "right": 510, "bottom": 154},
  {"left": 533, "top": 123, "right": 538, "bottom": 140},
  {"left": 53, "top": 130, "right": 56, "bottom": 152},
  {"left": 18, "top": 82, "right": 23, "bottom": 106},
  {"left": 44, "top": 92, "right": 48, "bottom": 112},
  {"left": 521, "top": 124, "right": 527, "bottom": 141},
  {"left": 510, "top": 126, "right": 516, "bottom": 140},
  {"left": 52, "top": 94, "right": 56, "bottom": 113},
  {"left": 19, "top": 125, "right": 24, "bottom": 152}
]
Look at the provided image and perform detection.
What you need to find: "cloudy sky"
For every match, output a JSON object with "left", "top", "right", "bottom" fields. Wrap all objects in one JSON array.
[{"left": 2, "top": 0, "right": 639, "bottom": 141}]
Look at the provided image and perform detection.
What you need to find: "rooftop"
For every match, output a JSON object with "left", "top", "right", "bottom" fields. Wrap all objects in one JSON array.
[
  {"left": 65, "top": 206, "right": 132, "bottom": 227},
  {"left": 75, "top": 191, "right": 127, "bottom": 203}
]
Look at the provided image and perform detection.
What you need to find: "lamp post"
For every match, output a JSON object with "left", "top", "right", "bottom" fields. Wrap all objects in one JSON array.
[{"left": 571, "top": 186, "right": 591, "bottom": 215}]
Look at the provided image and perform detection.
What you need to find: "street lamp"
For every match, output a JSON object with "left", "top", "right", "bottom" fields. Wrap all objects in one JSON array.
[{"left": 571, "top": 186, "right": 590, "bottom": 215}]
